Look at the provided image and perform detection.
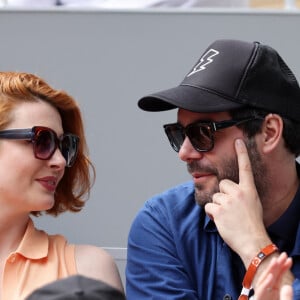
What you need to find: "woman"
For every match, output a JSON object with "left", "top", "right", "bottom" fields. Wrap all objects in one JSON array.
[{"left": 0, "top": 72, "right": 124, "bottom": 299}]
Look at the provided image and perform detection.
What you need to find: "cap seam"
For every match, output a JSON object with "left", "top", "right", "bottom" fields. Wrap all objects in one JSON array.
[
  {"left": 180, "top": 83, "right": 243, "bottom": 105},
  {"left": 235, "top": 41, "right": 260, "bottom": 100}
]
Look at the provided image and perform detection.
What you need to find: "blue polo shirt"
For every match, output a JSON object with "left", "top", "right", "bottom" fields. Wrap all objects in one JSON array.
[{"left": 126, "top": 179, "right": 300, "bottom": 299}]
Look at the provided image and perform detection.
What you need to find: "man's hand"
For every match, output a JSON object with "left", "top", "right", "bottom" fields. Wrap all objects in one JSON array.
[
  {"left": 254, "top": 252, "right": 293, "bottom": 300},
  {"left": 205, "top": 139, "right": 271, "bottom": 266}
]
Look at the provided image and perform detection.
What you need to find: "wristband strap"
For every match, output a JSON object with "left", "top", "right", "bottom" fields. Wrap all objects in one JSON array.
[{"left": 238, "top": 244, "right": 278, "bottom": 300}]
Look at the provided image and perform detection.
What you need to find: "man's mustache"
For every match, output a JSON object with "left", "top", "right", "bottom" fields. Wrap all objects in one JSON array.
[{"left": 187, "top": 161, "right": 218, "bottom": 175}]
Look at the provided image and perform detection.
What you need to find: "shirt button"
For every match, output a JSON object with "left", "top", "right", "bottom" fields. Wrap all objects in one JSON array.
[{"left": 223, "top": 294, "right": 232, "bottom": 300}]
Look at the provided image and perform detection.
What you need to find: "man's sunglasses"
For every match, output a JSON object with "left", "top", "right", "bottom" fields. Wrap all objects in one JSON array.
[
  {"left": 0, "top": 126, "right": 79, "bottom": 167},
  {"left": 163, "top": 117, "right": 263, "bottom": 153}
]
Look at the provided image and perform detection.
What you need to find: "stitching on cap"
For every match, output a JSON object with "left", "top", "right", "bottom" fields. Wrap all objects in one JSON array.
[
  {"left": 236, "top": 42, "right": 260, "bottom": 100},
  {"left": 180, "top": 83, "right": 242, "bottom": 105}
]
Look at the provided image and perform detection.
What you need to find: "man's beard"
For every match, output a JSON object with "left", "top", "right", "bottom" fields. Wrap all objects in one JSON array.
[{"left": 188, "top": 137, "right": 269, "bottom": 207}]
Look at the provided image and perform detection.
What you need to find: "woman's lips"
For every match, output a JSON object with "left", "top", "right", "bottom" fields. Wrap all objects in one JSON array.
[{"left": 37, "top": 177, "right": 57, "bottom": 192}]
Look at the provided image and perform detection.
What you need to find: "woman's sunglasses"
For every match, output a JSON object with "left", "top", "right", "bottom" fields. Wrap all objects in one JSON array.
[
  {"left": 0, "top": 126, "right": 79, "bottom": 167},
  {"left": 163, "top": 117, "right": 263, "bottom": 153}
]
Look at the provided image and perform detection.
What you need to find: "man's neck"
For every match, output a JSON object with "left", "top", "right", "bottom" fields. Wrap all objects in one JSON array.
[{"left": 262, "top": 162, "right": 299, "bottom": 227}]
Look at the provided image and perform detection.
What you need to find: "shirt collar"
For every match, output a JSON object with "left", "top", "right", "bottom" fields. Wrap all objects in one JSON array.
[
  {"left": 268, "top": 186, "right": 300, "bottom": 239},
  {"left": 203, "top": 211, "right": 217, "bottom": 232},
  {"left": 268, "top": 163, "right": 300, "bottom": 243},
  {"left": 15, "top": 218, "right": 49, "bottom": 259}
]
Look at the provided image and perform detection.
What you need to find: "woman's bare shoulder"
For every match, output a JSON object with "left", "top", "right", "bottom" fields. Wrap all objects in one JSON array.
[{"left": 74, "top": 244, "right": 124, "bottom": 293}]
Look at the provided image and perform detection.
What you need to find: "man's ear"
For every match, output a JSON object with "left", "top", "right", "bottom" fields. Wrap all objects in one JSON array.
[{"left": 260, "top": 114, "right": 283, "bottom": 154}]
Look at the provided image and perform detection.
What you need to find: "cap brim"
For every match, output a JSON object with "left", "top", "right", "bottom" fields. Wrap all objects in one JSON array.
[{"left": 138, "top": 85, "right": 244, "bottom": 112}]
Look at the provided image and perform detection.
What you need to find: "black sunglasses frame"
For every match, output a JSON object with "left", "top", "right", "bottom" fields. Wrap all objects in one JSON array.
[
  {"left": 0, "top": 126, "right": 79, "bottom": 167},
  {"left": 163, "top": 116, "right": 263, "bottom": 153}
]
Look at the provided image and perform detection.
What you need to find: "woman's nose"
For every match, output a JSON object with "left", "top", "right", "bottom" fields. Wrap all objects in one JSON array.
[{"left": 49, "top": 148, "right": 67, "bottom": 169}]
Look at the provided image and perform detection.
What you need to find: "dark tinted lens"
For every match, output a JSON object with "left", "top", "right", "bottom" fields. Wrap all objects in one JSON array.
[
  {"left": 60, "top": 134, "right": 79, "bottom": 167},
  {"left": 34, "top": 129, "right": 56, "bottom": 159},
  {"left": 186, "top": 123, "right": 213, "bottom": 151},
  {"left": 164, "top": 124, "right": 185, "bottom": 152}
]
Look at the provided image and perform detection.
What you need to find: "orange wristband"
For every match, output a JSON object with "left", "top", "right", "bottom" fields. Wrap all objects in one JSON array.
[{"left": 238, "top": 244, "right": 278, "bottom": 300}]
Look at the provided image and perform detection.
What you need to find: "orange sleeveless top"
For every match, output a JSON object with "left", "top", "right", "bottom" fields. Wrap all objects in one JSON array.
[{"left": 1, "top": 219, "right": 77, "bottom": 300}]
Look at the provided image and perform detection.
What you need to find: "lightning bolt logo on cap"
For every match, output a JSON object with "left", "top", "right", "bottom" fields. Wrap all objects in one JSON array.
[{"left": 186, "top": 48, "right": 219, "bottom": 77}]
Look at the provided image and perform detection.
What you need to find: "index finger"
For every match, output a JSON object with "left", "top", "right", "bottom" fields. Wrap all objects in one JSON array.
[{"left": 235, "top": 139, "right": 255, "bottom": 186}]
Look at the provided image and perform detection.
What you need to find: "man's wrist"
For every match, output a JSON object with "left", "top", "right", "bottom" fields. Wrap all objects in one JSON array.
[
  {"left": 238, "top": 244, "right": 278, "bottom": 300},
  {"left": 240, "top": 237, "right": 274, "bottom": 268}
]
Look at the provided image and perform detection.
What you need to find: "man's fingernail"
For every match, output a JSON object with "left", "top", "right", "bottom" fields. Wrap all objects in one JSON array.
[{"left": 235, "top": 139, "right": 242, "bottom": 147}]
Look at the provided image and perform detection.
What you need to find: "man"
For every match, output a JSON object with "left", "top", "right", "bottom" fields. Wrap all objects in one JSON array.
[{"left": 126, "top": 39, "right": 300, "bottom": 299}]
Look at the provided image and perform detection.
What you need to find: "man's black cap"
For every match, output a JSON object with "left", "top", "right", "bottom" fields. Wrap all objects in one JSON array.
[{"left": 138, "top": 39, "right": 300, "bottom": 122}]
